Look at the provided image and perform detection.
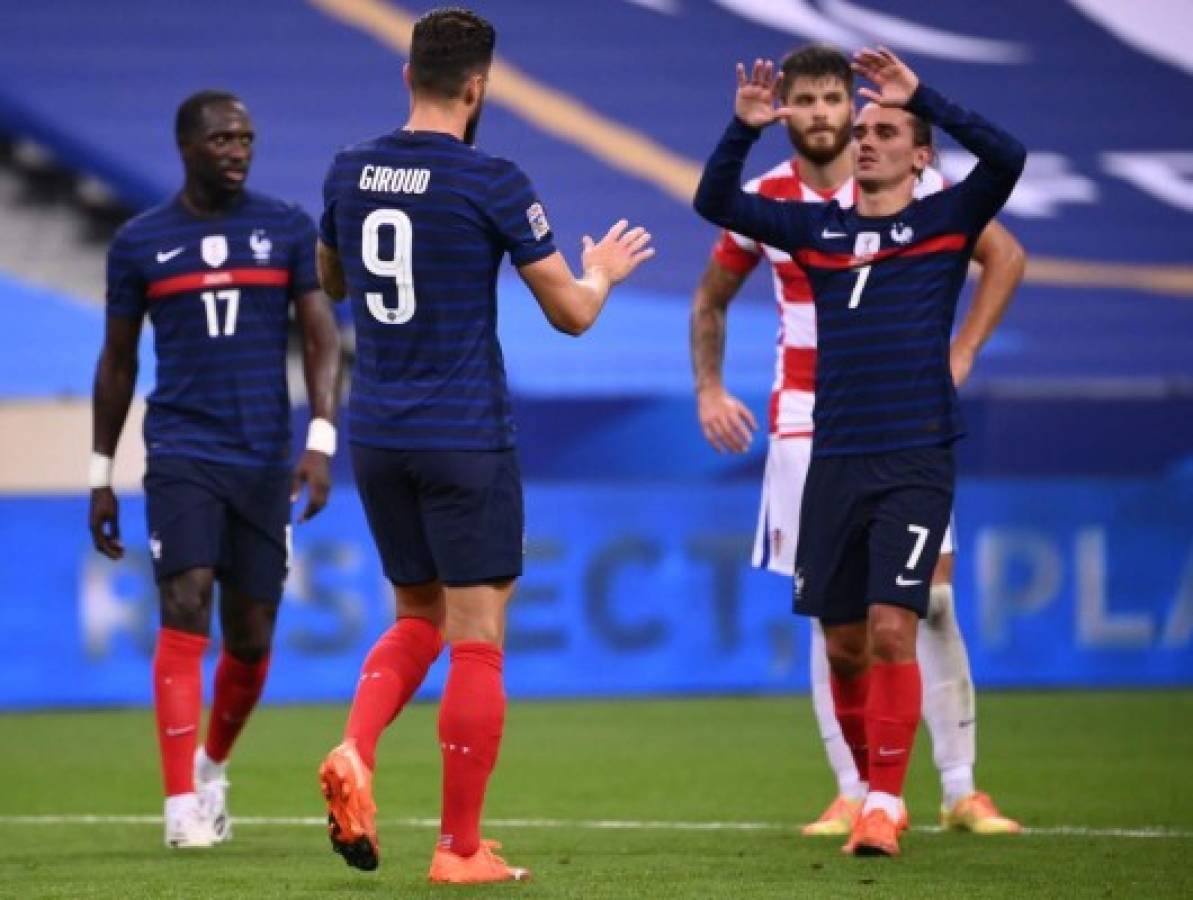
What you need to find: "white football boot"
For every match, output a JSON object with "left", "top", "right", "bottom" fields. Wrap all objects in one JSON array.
[
  {"left": 164, "top": 793, "right": 220, "bottom": 849},
  {"left": 194, "top": 749, "right": 232, "bottom": 843}
]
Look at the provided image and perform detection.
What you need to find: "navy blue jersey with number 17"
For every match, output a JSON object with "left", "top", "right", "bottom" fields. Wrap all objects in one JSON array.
[
  {"left": 106, "top": 191, "right": 319, "bottom": 467},
  {"left": 321, "top": 129, "right": 558, "bottom": 451}
]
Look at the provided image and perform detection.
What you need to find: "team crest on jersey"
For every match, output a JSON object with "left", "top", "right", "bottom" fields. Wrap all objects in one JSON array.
[
  {"left": 201, "top": 235, "right": 228, "bottom": 268},
  {"left": 890, "top": 222, "right": 914, "bottom": 244},
  {"left": 853, "top": 231, "right": 881, "bottom": 260},
  {"left": 793, "top": 567, "right": 805, "bottom": 603},
  {"left": 249, "top": 229, "right": 272, "bottom": 263},
  {"left": 149, "top": 532, "right": 162, "bottom": 561},
  {"left": 526, "top": 202, "right": 550, "bottom": 240}
]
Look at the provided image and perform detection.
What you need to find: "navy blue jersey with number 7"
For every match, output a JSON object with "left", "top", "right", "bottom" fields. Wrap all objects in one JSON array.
[
  {"left": 320, "top": 129, "right": 558, "bottom": 451},
  {"left": 694, "top": 84, "right": 1026, "bottom": 458}
]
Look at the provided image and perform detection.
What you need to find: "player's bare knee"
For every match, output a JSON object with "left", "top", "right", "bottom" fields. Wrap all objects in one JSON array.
[
  {"left": 868, "top": 605, "right": 917, "bottom": 663},
  {"left": 823, "top": 622, "right": 868, "bottom": 676},
  {"left": 159, "top": 568, "right": 215, "bottom": 633},
  {"left": 826, "top": 646, "right": 867, "bottom": 677},
  {"left": 869, "top": 621, "right": 915, "bottom": 663},
  {"left": 444, "top": 611, "right": 503, "bottom": 646},
  {"left": 395, "top": 580, "right": 446, "bottom": 625},
  {"left": 220, "top": 609, "right": 276, "bottom": 663}
]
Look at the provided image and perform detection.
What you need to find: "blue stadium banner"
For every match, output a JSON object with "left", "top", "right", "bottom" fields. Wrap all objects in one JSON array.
[{"left": 1, "top": 476, "right": 1190, "bottom": 708}]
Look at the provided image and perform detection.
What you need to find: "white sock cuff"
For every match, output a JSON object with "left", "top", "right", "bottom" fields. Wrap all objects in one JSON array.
[{"left": 862, "top": 791, "right": 903, "bottom": 819}]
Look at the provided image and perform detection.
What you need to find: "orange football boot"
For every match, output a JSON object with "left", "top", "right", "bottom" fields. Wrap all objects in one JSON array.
[
  {"left": 801, "top": 795, "right": 863, "bottom": 836},
  {"left": 319, "top": 740, "right": 380, "bottom": 871},
  {"left": 429, "top": 839, "right": 531, "bottom": 884},
  {"left": 843, "top": 808, "right": 901, "bottom": 857},
  {"left": 942, "top": 791, "right": 1022, "bottom": 834}
]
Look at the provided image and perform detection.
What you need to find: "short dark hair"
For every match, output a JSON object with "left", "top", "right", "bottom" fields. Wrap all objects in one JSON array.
[
  {"left": 175, "top": 90, "right": 241, "bottom": 144},
  {"left": 779, "top": 44, "right": 853, "bottom": 98},
  {"left": 909, "top": 114, "right": 933, "bottom": 150},
  {"left": 409, "top": 7, "right": 496, "bottom": 99}
]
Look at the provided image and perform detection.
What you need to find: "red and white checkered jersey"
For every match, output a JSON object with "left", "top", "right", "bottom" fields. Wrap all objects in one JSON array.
[{"left": 711, "top": 159, "right": 946, "bottom": 437}]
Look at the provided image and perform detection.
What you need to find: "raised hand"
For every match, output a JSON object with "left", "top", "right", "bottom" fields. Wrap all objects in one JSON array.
[
  {"left": 582, "top": 219, "right": 655, "bottom": 285},
  {"left": 734, "top": 59, "right": 796, "bottom": 129},
  {"left": 852, "top": 46, "right": 919, "bottom": 108}
]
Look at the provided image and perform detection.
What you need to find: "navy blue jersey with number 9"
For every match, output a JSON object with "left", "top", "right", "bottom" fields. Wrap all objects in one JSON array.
[{"left": 320, "top": 130, "right": 557, "bottom": 451}]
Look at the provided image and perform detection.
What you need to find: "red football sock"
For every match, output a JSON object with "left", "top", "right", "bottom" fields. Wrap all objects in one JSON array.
[
  {"left": 438, "top": 642, "right": 505, "bottom": 858},
  {"left": 866, "top": 661, "right": 922, "bottom": 798},
  {"left": 830, "top": 668, "right": 872, "bottom": 782},
  {"left": 153, "top": 627, "right": 208, "bottom": 796},
  {"left": 204, "top": 650, "right": 270, "bottom": 764},
  {"left": 345, "top": 616, "right": 444, "bottom": 770}
]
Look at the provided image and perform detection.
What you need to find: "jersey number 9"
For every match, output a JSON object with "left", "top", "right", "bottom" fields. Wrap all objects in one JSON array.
[{"left": 362, "top": 208, "right": 416, "bottom": 325}]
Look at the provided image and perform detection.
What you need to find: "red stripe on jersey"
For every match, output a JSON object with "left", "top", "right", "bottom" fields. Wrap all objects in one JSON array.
[
  {"left": 782, "top": 347, "right": 816, "bottom": 392},
  {"left": 147, "top": 268, "right": 290, "bottom": 299},
  {"left": 773, "top": 259, "right": 813, "bottom": 303},
  {"left": 796, "top": 233, "right": 968, "bottom": 270},
  {"left": 757, "top": 169, "right": 802, "bottom": 201},
  {"left": 711, "top": 231, "right": 761, "bottom": 275}
]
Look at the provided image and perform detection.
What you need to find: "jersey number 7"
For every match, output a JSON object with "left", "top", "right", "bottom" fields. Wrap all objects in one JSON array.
[{"left": 363, "top": 208, "right": 417, "bottom": 325}]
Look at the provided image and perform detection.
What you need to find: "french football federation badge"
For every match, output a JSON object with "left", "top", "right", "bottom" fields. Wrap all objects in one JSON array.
[
  {"left": 249, "top": 229, "right": 272, "bottom": 262},
  {"left": 201, "top": 235, "right": 228, "bottom": 268},
  {"left": 853, "top": 231, "right": 881, "bottom": 260},
  {"left": 890, "top": 222, "right": 914, "bottom": 244},
  {"left": 526, "top": 202, "right": 550, "bottom": 240}
]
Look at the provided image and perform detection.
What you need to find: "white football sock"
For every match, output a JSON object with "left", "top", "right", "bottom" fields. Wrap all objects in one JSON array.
[
  {"left": 918, "top": 583, "right": 978, "bottom": 806},
  {"left": 810, "top": 620, "right": 865, "bottom": 800},
  {"left": 165, "top": 792, "right": 200, "bottom": 820},
  {"left": 195, "top": 746, "right": 227, "bottom": 783},
  {"left": 862, "top": 791, "right": 902, "bottom": 820}
]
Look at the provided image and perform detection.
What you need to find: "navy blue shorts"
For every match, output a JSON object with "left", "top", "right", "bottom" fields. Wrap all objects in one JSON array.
[
  {"left": 143, "top": 455, "right": 291, "bottom": 604},
  {"left": 350, "top": 444, "right": 523, "bottom": 587},
  {"left": 793, "top": 445, "right": 954, "bottom": 624}
]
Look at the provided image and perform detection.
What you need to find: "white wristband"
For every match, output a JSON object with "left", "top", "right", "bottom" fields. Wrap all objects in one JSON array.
[
  {"left": 306, "top": 418, "right": 337, "bottom": 456},
  {"left": 88, "top": 452, "right": 114, "bottom": 489}
]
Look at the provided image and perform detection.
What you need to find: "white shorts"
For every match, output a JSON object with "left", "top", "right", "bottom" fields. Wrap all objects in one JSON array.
[{"left": 751, "top": 436, "right": 955, "bottom": 576}]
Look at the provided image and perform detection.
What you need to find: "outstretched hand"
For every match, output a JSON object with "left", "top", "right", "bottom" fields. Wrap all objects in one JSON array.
[
  {"left": 734, "top": 59, "right": 796, "bottom": 128},
  {"left": 581, "top": 219, "right": 655, "bottom": 286},
  {"left": 852, "top": 46, "right": 919, "bottom": 107}
]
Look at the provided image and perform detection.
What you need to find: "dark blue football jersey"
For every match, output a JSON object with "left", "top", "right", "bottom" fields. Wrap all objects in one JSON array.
[
  {"left": 694, "top": 84, "right": 1026, "bottom": 457},
  {"left": 106, "top": 191, "right": 319, "bottom": 466},
  {"left": 320, "top": 129, "right": 557, "bottom": 451}
]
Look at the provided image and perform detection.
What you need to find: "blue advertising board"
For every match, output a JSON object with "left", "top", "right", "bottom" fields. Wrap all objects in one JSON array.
[{"left": 1, "top": 475, "right": 1190, "bottom": 709}]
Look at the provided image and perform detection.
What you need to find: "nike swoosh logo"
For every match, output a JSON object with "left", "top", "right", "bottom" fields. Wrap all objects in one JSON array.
[
  {"left": 821, "top": 229, "right": 847, "bottom": 239},
  {"left": 895, "top": 574, "right": 922, "bottom": 586},
  {"left": 164, "top": 725, "right": 196, "bottom": 738},
  {"left": 877, "top": 747, "right": 906, "bottom": 757},
  {"left": 156, "top": 247, "right": 184, "bottom": 263}
]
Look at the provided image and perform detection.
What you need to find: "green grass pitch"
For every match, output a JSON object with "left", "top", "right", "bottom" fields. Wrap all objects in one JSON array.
[{"left": 1, "top": 691, "right": 1190, "bottom": 898}]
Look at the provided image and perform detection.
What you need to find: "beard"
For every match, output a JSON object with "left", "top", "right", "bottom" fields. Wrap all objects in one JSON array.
[
  {"left": 463, "top": 103, "right": 484, "bottom": 146},
  {"left": 791, "top": 121, "right": 851, "bottom": 165}
]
